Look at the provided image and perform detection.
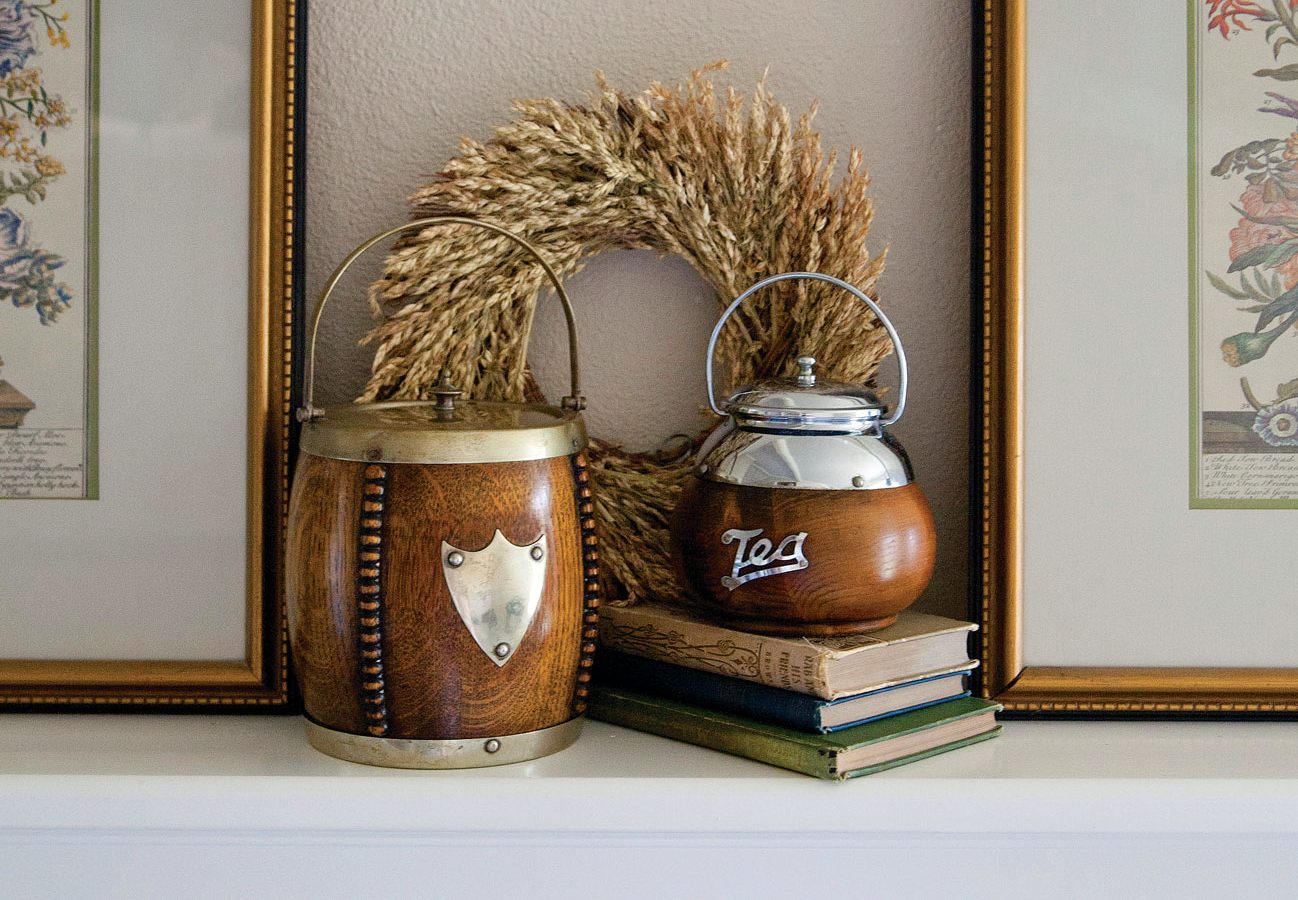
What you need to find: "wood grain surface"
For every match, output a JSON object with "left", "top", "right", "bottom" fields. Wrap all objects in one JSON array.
[
  {"left": 671, "top": 478, "right": 936, "bottom": 635},
  {"left": 287, "top": 452, "right": 587, "bottom": 739}
]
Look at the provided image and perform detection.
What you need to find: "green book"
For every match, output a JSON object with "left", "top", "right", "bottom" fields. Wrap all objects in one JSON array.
[{"left": 589, "top": 687, "right": 1001, "bottom": 781}]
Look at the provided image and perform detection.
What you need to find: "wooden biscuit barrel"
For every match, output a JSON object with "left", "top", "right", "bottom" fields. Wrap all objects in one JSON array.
[{"left": 287, "top": 217, "right": 598, "bottom": 768}]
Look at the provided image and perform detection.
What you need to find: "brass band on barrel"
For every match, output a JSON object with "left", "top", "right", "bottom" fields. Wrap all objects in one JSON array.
[
  {"left": 305, "top": 716, "right": 585, "bottom": 769},
  {"left": 299, "top": 400, "right": 588, "bottom": 466}
]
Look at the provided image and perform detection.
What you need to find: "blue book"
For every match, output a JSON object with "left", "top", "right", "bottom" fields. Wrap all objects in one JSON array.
[{"left": 596, "top": 649, "right": 975, "bottom": 733}]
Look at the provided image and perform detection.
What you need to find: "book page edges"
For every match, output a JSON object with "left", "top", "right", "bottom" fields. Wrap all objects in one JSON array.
[
  {"left": 834, "top": 712, "right": 999, "bottom": 774},
  {"left": 812, "top": 613, "right": 979, "bottom": 662},
  {"left": 838, "top": 726, "right": 1002, "bottom": 781},
  {"left": 824, "top": 661, "right": 979, "bottom": 702}
]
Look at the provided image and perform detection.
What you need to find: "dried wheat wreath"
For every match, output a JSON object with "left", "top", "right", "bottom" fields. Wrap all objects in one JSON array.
[{"left": 362, "top": 64, "right": 894, "bottom": 604}]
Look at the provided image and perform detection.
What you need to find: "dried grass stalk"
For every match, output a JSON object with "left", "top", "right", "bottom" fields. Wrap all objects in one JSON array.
[{"left": 362, "top": 62, "right": 892, "bottom": 604}]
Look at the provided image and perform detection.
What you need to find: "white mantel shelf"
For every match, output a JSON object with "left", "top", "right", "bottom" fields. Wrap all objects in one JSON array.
[{"left": 3, "top": 715, "right": 1298, "bottom": 898}]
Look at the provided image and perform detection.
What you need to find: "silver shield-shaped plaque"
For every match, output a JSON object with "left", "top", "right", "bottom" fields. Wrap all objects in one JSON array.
[{"left": 441, "top": 530, "right": 547, "bottom": 667}]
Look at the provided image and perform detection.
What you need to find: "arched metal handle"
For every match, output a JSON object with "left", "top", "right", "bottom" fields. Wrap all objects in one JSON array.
[
  {"left": 705, "top": 271, "right": 908, "bottom": 427},
  {"left": 299, "top": 216, "right": 584, "bottom": 421}
]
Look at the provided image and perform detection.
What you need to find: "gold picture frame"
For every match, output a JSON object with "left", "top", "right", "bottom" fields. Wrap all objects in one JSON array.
[
  {"left": 0, "top": 0, "right": 301, "bottom": 707},
  {"left": 976, "top": 0, "right": 1298, "bottom": 715}
]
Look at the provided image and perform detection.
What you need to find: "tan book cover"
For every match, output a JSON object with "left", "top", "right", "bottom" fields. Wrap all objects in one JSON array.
[{"left": 597, "top": 602, "right": 977, "bottom": 700}]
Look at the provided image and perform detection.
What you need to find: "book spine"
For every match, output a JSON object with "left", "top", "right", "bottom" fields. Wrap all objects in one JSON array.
[
  {"left": 597, "top": 606, "right": 833, "bottom": 698},
  {"left": 598, "top": 651, "right": 826, "bottom": 731},
  {"left": 588, "top": 687, "right": 835, "bottom": 779}
]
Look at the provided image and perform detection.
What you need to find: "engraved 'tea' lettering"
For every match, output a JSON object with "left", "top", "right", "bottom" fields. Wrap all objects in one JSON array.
[{"left": 719, "top": 527, "right": 809, "bottom": 590}]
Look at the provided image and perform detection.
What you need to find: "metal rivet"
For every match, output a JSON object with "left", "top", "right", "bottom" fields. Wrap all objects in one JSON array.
[
  {"left": 530, "top": 545, "right": 544, "bottom": 561},
  {"left": 851, "top": 475, "right": 865, "bottom": 488},
  {"left": 494, "top": 642, "right": 511, "bottom": 659},
  {"left": 484, "top": 739, "right": 501, "bottom": 754},
  {"left": 366, "top": 448, "right": 382, "bottom": 461},
  {"left": 446, "top": 551, "right": 464, "bottom": 568}
]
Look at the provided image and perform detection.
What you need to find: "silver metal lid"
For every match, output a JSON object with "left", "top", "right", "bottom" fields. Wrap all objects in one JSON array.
[
  {"left": 696, "top": 420, "right": 913, "bottom": 490},
  {"left": 726, "top": 356, "right": 886, "bottom": 434}
]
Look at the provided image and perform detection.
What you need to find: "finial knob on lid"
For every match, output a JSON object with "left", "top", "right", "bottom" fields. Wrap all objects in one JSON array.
[
  {"left": 795, "top": 356, "right": 817, "bottom": 387},
  {"left": 432, "top": 368, "right": 464, "bottom": 412}
]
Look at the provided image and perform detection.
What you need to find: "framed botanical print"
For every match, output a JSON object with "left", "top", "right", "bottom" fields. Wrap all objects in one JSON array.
[
  {"left": 0, "top": 0, "right": 303, "bottom": 706},
  {"left": 975, "top": 0, "right": 1298, "bottom": 716}
]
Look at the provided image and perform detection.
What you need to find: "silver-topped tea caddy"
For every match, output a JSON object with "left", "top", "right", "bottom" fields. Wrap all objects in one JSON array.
[{"left": 671, "top": 272, "right": 936, "bottom": 635}]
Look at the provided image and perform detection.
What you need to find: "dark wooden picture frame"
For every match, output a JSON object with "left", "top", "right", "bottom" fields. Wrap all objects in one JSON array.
[
  {"left": 973, "top": 0, "right": 1298, "bottom": 717},
  {"left": 0, "top": 0, "right": 305, "bottom": 709}
]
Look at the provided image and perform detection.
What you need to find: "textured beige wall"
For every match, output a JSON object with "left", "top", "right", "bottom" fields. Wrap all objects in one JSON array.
[{"left": 306, "top": 0, "right": 972, "bottom": 618}]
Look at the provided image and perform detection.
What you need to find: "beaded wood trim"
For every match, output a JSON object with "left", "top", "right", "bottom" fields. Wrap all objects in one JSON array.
[
  {"left": 357, "top": 464, "right": 390, "bottom": 736},
  {"left": 571, "top": 452, "right": 600, "bottom": 715}
]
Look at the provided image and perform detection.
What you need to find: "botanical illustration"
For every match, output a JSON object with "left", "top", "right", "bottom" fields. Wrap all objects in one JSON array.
[
  {"left": 0, "top": 0, "right": 92, "bottom": 499},
  {"left": 0, "top": 1, "right": 74, "bottom": 334},
  {"left": 1195, "top": 1, "right": 1298, "bottom": 503}
]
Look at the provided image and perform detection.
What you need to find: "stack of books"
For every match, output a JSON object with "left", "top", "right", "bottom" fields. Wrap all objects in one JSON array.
[{"left": 589, "top": 602, "right": 1001, "bottom": 780}]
